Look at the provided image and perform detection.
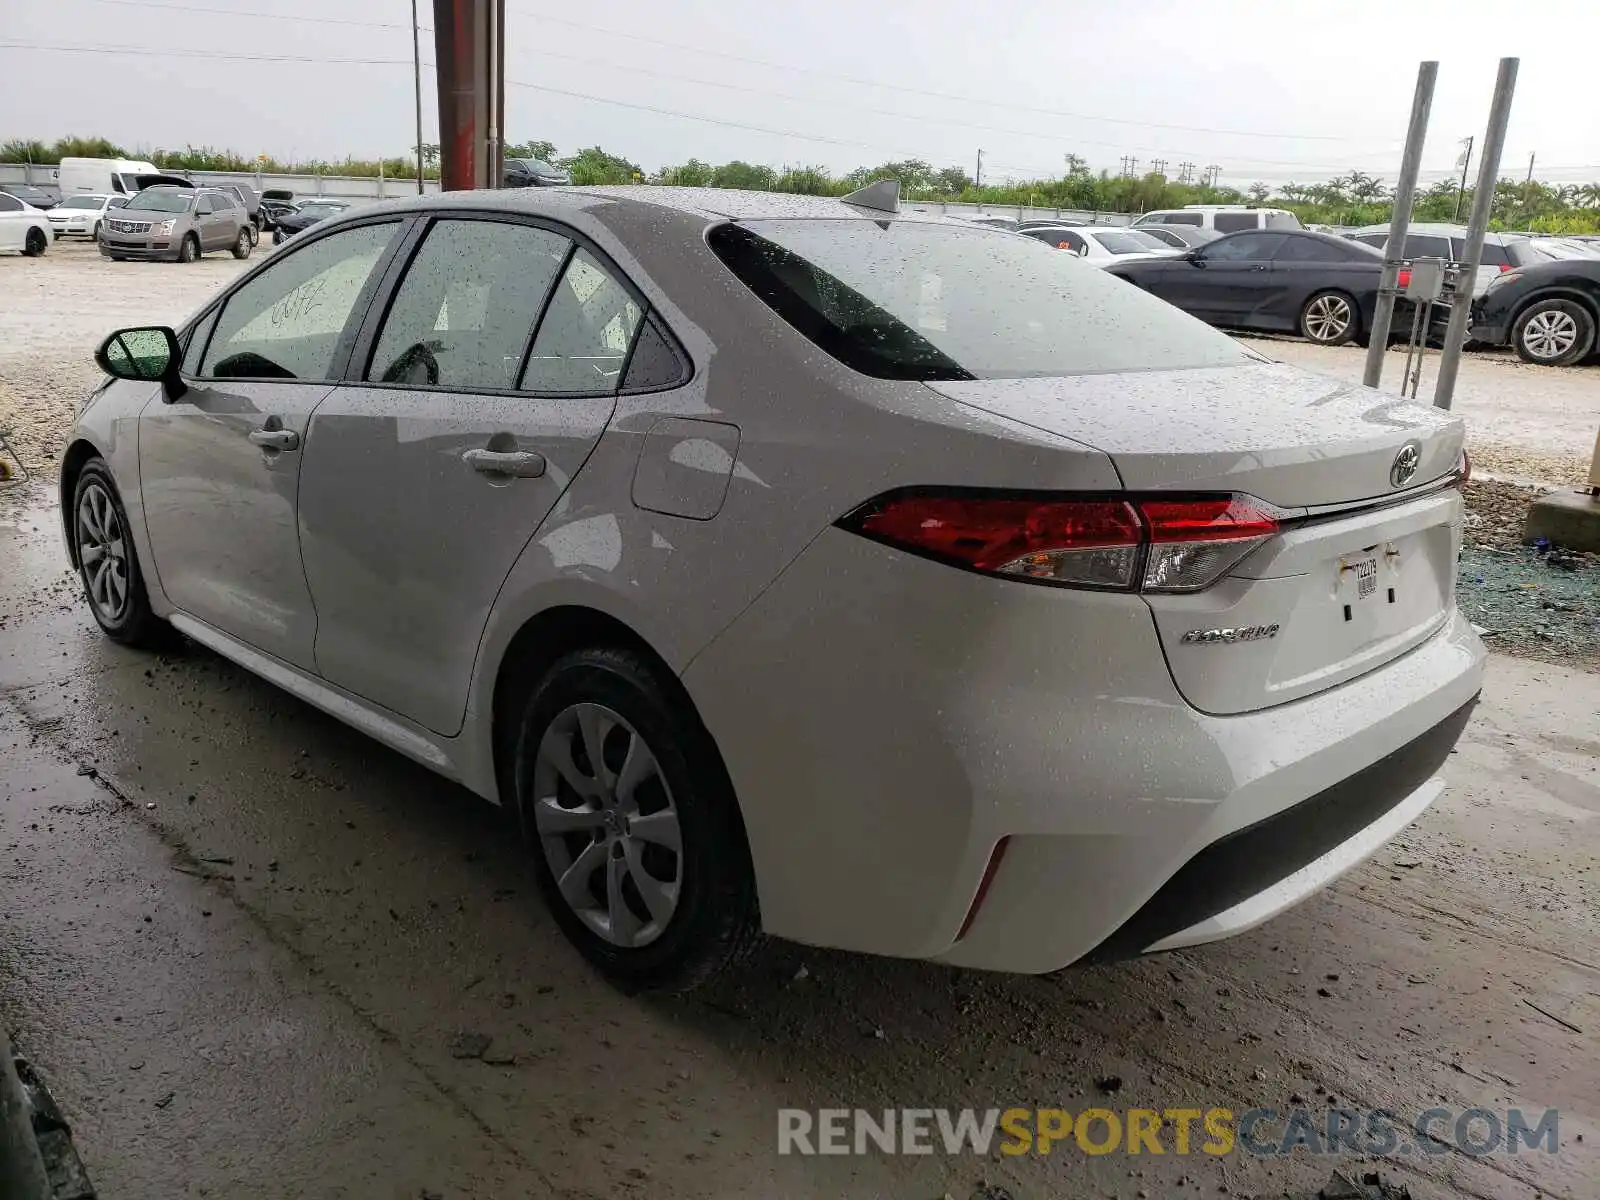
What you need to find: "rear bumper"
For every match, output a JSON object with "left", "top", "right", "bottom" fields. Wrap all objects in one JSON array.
[{"left": 685, "top": 528, "right": 1486, "bottom": 972}]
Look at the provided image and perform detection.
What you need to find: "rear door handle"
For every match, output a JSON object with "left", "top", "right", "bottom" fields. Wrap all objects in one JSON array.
[
  {"left": 248, "top": 427, "right": 299, "bottom": 451},
  {"left": 462, "top": 448, "right": 546, "bottom": 478}
]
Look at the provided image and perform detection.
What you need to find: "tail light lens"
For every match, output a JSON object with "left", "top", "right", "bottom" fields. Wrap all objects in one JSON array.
[
  {"left": 839, "top": 491, "right": 1283, "bottom": 593},
  {"left": 1498, "top": 262, "right": 1514, "bottom": 273},
  {"left": 1398, "top": 268, "right": 1412, "bottom": 290}
]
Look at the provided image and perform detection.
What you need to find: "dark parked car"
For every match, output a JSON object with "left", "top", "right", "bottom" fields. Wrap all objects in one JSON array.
[
  {"left": 258, "top": 191, "right": 297, "bottom": 230},
  {"left": 214, "top": 183, "right": 263, "bottom": 235},
  {"left": 1, "top": 184, "right": 58, "bottom": 210},
  {"left": 502, "top": 158, "right": 569, "bottom": 188},
  {"left": 1471, "top": 257, "right": 1600, "bottom": 366},
  {"left": 271, "top": 198, "right": 350, "bottom": 244},
  {"left": 1134, "top": 224, "right": 1221, "bottom": 250},
  {"left": 1109, "top": 229, "right": 1403, "bottom": 346}
]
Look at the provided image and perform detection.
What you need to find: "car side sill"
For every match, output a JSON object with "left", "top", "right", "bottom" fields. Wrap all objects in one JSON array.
[{"left": 166, "top": 613, "right": 474, "bottom": 790}]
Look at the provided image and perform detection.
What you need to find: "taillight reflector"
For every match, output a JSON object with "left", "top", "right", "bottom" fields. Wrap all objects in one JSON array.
[
  {"left": 1398, "top": 268, "right": 1412, "bottom": 289},
  {"left": 840, "top": 491, "right": 1282, "bottom": 593}
]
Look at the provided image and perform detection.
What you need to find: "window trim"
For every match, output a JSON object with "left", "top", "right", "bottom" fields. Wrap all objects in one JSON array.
[
  {"left": 187, "top": 213, "right": 413, "bottom": 384},
  {"left": 340, "top": 208, "right": 691, "bottom": 401}
]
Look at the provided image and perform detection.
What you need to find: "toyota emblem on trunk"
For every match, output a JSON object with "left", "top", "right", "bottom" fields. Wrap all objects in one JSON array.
[{"left": 1390, "top": 442, "right": 1422, "bottom": 488}]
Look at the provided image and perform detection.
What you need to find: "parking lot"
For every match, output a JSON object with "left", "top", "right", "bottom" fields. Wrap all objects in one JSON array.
[{"left": 2, "top": 237, "right": 1598, "bottom": 1200}]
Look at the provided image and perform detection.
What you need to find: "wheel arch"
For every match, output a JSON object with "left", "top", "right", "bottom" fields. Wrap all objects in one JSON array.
[
  {"left": 59, "top": 438, "right": 103, "bottom": 567},
  {"left": 486, "top": 604, "right": 746, "bottom": 848}
]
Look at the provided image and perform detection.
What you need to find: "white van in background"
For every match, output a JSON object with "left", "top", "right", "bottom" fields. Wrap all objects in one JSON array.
[
  {"left": 1133, "top": 204, "right": 1303, "bottom": 233},
  {"left": 57, "top": 157, "right": 191, "bottom": 198}
]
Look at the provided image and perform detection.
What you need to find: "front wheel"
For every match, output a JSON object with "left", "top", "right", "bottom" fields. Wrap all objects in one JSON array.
[
  {"left": 513, "top": 646, "right": 759, "bottom": 994},
  {"left": 1300, "top": 291, "right": 1358, "bottom": 346},
  {"left": 231, "top": 228, "right": 253, "bottom": 259},
  {"left": 22, "top": 227, "right": 48, "bottom": 257},
  {"left": 1513, "top": 298, "right": 1595, "bottom": 366},
  {"left": 71, "top": 460, "right": 170, "bottom": 648},
  {"left": 177, "top": 233, "right": 199, "bottom": 263}
]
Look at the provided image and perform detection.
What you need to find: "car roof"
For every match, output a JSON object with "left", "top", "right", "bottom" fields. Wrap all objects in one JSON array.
[
  {"left": 344, "top": 185, "right": 973, "bottom": 227},
  {"left": 1349, "top": 221, "right": 1513, "bottom": 242}
]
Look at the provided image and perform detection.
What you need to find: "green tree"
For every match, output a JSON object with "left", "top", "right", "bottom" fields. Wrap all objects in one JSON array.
[
  {"left": 504, "top": 140, "right": 556, "bottom": 162},
  {"left": 561, "top": 146, "right": 643, "bottom": 185},
  {"left": 53, "top": 135, "right": 128, "bottom": 160},
  {"left": 709, "top": 160, "right": 777, "bottom": 190},
  {"left": 655, "top": 158, "right": 715, "bottom": 186},
  {"left": 931, "top": 165, "right": 973, "bottom": 195},
  {"left": 774, "top": 165, "right": 836, "bottom": 195},
  {"left": 0, "top": 138, "right": 51, "bottom": 163},
  {"left": 1246, "top": 181, "right": 1272, "bottom": 204}
]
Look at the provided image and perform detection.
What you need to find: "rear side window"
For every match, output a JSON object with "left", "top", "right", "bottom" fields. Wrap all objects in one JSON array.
[
  {"left": 621, "top": 318, "right": 690, "bottom": 392},
  {"left": 520, "top": 249, "right": 644, "bottom": 394},
  {"left": 1466, "top": 240, "right": 1512, "bottom": 268},
  {"left": 1403, "top": 234, "right": 1451, "bottom": 260},
  {"left": 368, "top": 218, "right": 569, "bottom": 390},
  {"left": 1350, "top": 233, "right": 1387, "bottom": 249},
  {"left": 1203, "top": 232, "right": 1286, "bottom": 261},
  {"left": 1274, "top": 236, "right": 1346, "bottom": 263},
  {"left": 1213, "top": 212, "right": 1260, "bottom": 233},
  {"left": 1154, "top": 212, "right": 1203, "bottom": 226},
  {"left": 1264, "top": 211, "right": 1303, "bottom": 229},
  {"left": 707, "top": 219, "right": 1248, "bottom": 380}
]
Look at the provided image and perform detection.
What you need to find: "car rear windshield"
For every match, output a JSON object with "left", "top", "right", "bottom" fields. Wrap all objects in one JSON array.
[
  {"left": 1091, "top": 230, "right": 1169, "bottom": 254},
  {"left": 708, "top": 219, "right": 1248, "bottom": 380},
  {"left": 126, "top": 191, "right": 193, "bottom": 213}
]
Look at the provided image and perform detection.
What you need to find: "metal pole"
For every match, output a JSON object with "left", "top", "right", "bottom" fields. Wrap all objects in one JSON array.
[
  {"left": 975, "top": 149, "right": 983, "bottom": 189},
  {"left": 412, "top": 0, "right": 425, "bottom": 194},
  {"left": 1362, "top": 60, "right": 1437, "bottom": 390},
  {"left": 1435, "top": 57, "right": 1518, "bottom": 411},
  {"left": 1453, "top": 135, "right": 1472, "bottom": 222},
  {"left": 1523, "top": 151, "right": 1535, "bottom": 224}
]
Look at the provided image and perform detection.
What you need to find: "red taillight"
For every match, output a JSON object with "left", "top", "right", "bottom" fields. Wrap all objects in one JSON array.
[
  {"left": 840, "top": 491, "right": 1282, "bottom": 593},
  {"left": 1398, "top": 268, "right": 1412, "bottom": 290},
  {"left": 1498, "top": 263, "right": 1513, "bottom": 273}
]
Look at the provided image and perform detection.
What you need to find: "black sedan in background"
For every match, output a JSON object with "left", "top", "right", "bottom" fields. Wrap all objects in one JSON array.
[
  {"left": 1107, "top": 229, "right": 1391, "bottom": 346},
  {"left": 1134, "top": 224, "right": 1221, "bottom": 250},
  {"left": 1471, "top": 257, "right": 1600, "bottom": 366},
  {"left": 1, "top": 184, "right": 57, "bottom": 210},
  {"left": 270, "top": 198, "right": 350, "bottom": 244}
]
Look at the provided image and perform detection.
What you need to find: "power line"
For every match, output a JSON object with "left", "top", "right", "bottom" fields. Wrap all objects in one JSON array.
[
  {"left": 507, "top": 5, "right": 1404, "bottom": 146},
  {"left": 73, "top": 0, "right": 431, "bottom": 32},
  {"left": 0, "top": 41, "right": 414, "bottom": 65}
]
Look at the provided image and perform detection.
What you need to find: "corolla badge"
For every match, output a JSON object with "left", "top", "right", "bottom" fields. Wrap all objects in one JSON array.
[{"left": 1390, "top": 441, "right": 1422, "bottom": 488}]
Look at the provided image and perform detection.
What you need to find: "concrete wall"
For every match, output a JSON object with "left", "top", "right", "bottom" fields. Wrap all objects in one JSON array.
[{"left": 2, "top": 163, "right": 1134, "bottom": 224}]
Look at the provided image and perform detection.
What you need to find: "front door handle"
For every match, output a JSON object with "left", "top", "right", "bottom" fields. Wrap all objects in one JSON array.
[
  {"left": 462, "top": 448, "right": 547, "bottom": 478},
  {"left": 248, "top": 426, "right": 299, "bottom": 451},
  {"left": 1250, "top": 264, "right": 1269, "bottom": 271}
]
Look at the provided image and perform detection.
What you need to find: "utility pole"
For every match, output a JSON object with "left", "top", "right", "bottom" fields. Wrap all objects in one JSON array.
[
  {"left": 411, "top": 0, "right": 425, "bottom": 193},
  {"left": 1204, "top": 164, "right": 1222, "bottom": 188},
  {"left": 975, "top": 149, "right": 983, "bottom": 189},
  {"left": 1452, "top": 135, "right": 1473, "bottom": 222},
  {"left": 1435, "top": 57, "right": 1518, "bottom": 411},
  {"left": 1151, "top": 158, "right": 1167, "bottom": 179},
  {"left": 1178, "top": 161, "right": 1195, "bottom": 184},
  {"left": 1362, "top": 59, "right": 1437, "bottom": 390},
  {"left": 1523, "top": 151, "right": 1536, "bottom": 224}
]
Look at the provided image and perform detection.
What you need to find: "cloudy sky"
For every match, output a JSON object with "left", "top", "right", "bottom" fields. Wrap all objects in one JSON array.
[{"left": 3, "top": 0, "right": 1598, "bottom": 188}]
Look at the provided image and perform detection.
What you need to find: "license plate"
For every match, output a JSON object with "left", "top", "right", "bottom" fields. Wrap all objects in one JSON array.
[{"left": 1337, "top": 551, "right": 1389, "bottom": 620}]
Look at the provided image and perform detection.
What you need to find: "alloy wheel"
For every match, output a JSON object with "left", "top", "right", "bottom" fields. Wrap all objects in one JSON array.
[
  {"left": 531, "top": 702, "right": 683, "bottom": 949},
  {"left": 76, "top": 480, "right": 130, "bottom": 623},
  {"left": 1521, "top": 309, "right": 1579, "bottom": 361},
  {"left": 1304, "top": 294, "right": 1352, "bottom": 343}
]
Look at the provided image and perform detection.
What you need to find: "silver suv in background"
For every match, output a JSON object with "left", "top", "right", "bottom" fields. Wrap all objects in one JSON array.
[
  {"left": 1133, "top": 205, "right": 1303, "bottom": 233},
  {"left": 100, "top": 187, "right": 254, "bottom": 263}
]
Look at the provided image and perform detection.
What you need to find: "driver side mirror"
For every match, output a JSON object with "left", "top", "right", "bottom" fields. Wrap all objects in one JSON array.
[
  {"left": 1184, "top": 248, "right": 1205, "bottom": 264},
  {"left": 95, "top": 326, "right": 186, "bottom": 402}
]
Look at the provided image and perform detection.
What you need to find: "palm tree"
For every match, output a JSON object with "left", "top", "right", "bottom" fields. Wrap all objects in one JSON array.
[
  {"left": 1581, "top": 183, "right": 1600, "bottom": 209},
  {"left": 1246, "top": 182, "right": 1272, "bottom": 204}
]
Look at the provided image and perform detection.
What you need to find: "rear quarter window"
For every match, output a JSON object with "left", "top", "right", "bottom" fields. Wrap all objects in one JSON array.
[{"left": 1212, "top": 212, "right": 1260, "bottom": 233}]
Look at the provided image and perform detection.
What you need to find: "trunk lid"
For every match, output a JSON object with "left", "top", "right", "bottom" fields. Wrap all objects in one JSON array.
[{"left": 928, "top": 362, "right": 1468, "bottom": 714}]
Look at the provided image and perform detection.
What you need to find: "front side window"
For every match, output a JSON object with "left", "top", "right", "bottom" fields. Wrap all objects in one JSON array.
[
  {"left": 0, "top": 194, "right": 21, "bottom": 213},
  {"left": 521, "top": 249, "right": 644, "bottom": 394},
  {"left": 126, "top": 191, "right": 193, "bottom": 214},
  {"left": 1202, "top": 232, "right": 1286, "bottom": 262},
  {"left": 368, "top": 219, "right": 569, "bottom": 389},
  {"left": 1213, "top": 212, "right": 1260, "bottom": 233},
  {"left": 196, "top": 197, "right": 214, "bottom": 215},
  {"left": 709, "top": 219, "right": 1248, "bottom": 380},
  {"left": 202, "top": 222, "right": 397, "bottom": 381}
]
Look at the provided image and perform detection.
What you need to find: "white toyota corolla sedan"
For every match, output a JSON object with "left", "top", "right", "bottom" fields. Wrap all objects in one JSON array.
[{"left": 63, "top": 184, "right": 1484, "bottom": 992}]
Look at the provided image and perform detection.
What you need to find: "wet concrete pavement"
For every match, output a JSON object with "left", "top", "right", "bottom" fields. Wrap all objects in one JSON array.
[{"left": 2, "top": 480, "right": 1597, "bottom": 1200}]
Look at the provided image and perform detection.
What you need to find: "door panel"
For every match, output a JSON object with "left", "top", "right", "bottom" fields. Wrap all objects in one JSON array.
[
  {"left": 297, "top": 218, "right": 640, "bottom": 735},
  {"left": 140, "top": 381, "right": 331, "bottom": 667},
  {"left": 138, "top": 220, "right": 403, "bottom": 669}
]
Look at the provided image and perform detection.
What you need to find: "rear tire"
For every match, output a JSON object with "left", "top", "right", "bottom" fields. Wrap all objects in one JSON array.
[
  {"left": 1512, "top": 298, "right": 1595, "bottom": 366},
  {"left": 511, "top": 646, "right": 759, "bottom": 994},
  {"left": 71, "top": 459, "right": 171, "bottom": 649},
  {"left": 1299, "top": 290, "right": 1358, "bottom": 346},
  {"left": 22, "top": 227, "right": 47, "bottom": 257},
  {"left": 231, "top": 228, "right": 253, "bottom": 259},
  {"left": 178, "top": 233, "right": 199, "bottom": 263}
]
